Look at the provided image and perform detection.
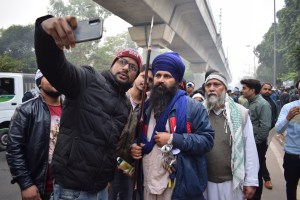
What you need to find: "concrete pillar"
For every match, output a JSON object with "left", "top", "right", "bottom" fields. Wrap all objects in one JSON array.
[
  {"left": 142, "top": 46, "right": 161, "bottom": 65},
  {"left": 190, "top": 62, "right": 207, "bottom": 73},
  {"left": 193, "top": 72, "right": 206, "bottom": 89},
  {"left": 128, "top": 23, "right": 175, "bottom": 64}
]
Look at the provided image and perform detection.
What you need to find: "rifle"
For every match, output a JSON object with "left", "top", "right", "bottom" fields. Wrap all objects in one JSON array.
[{"left": 132, "top": 16, "right": 154, "bottom": 200}]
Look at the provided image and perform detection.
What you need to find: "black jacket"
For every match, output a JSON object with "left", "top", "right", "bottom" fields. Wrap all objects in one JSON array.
[
  {"left": 6, "top": 95, "right": 52, "bottom": 195},
  {"left": 263, "top": 96, "right": 278, "bottom": 129},
  {"left": 35, "top": 15, "right": 131, "bottom": 192}
]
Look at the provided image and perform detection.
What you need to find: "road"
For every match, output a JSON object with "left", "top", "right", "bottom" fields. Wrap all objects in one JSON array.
[
  {"left": 262, "top": 134, "right": 300, "bottom": 200},
  {"left": 0, "top": 151, "right": 20, "bottom": 200},
  {"left": 0, "top": 135, "right": 298, "bottom": 200}
]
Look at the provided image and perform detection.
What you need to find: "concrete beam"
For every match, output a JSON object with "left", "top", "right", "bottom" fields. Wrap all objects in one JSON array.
[
  {"left": 193, "top": 72, "right": 206, "bottom": 88},
  {"left": 93, "top": 0, "right": 232, "bottom": 82},
  {"left": 190, "top": 62, "right": 207, "bottom": 73},
  {"left": 128, "top": 24, "right": 175, "bottom": 48}
]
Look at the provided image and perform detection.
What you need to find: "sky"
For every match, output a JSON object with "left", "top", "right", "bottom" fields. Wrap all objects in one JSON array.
[
  {"left": 0, "top": 0, "right": 130, "bottom": 36},
  {"left": 0, "top": 0, "right": 285, "bottom": 86},
  {"left": 208, "top": 0, "right": 285, "bottom": 86}
]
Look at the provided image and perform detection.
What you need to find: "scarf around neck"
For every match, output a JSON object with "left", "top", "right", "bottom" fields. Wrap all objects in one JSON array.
[
  {"left": 141, "top": 89, "right": 187, "bottom": 155},
  {"left": 204, "top": 94, "right": 245, "bottom": 192}
]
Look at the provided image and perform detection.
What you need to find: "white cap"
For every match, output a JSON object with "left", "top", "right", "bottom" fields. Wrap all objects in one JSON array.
[
  {"left": 192, "top": 93, "right": 205, "bottom": 100},
  {"left": 206, "top": 73, "right": 228, "bottom": 89},
  {"left": 35, "top": 69, "right": 43, "bottom": 80},
  {"left": 34, "top": 69, "right": 43, "bottom": 92},
  {"left": 186, "top": 81, "right": 195, "bottom": 88}
]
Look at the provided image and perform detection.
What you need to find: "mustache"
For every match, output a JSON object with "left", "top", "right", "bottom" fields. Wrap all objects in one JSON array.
[
  {"left": 155, "top": 83, "right": 166, "bottom": 89},
  {"left": 207, "top": 93, "right": 217, "bottom": 97}
]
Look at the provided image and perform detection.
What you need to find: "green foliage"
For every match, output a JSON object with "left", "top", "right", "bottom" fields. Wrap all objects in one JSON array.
[
  {"left": 65, "top": 32, "right": 138, "bottom": 71},
  {"left": 47, "top": 0, "right": 139, "bottom": 71},
  {"left": 277, "top": 70, "right": 298, "bottom": 82},
  {"left": 255, "top": 0, "right": 300, "bottom": 85},
  {"left": 256, "top": 64, "right": 273, "bottom": 83},
  {"left": 0, "top": 25, "right": 36, "bottom": 73},
  {"left": 48, "top": 0, "right": 111, "bottom": 20},
  {"left": 0, "top": 25, "right": 34, "bottom": 59},
  {"left": 0, "top": 54, "right": 24, "bottom": 72},
  {"left": 91, "top": 32, "right": 138, "bottom": 71},
  {"left": 0, "top": 0, "right": 138, "bottom": 73}
]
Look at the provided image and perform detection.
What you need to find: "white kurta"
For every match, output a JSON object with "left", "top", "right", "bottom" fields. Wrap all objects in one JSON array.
[
  {"left": 143, "top": 111, "right": 174, "bottom": 200},
  {"left": 204, "top": 115, "right": 259, "bottom": 200}
]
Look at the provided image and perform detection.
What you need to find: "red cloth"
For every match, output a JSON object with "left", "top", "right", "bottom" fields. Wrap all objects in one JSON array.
[
  {"left": 48, "top": 105, "right": 62, "bottom": 116},
  {"left": 45, "top": 104, "right": 62, "bottom": 195},
  {"left": 44, "top": 167, "right": 53, "bottom": 195}
]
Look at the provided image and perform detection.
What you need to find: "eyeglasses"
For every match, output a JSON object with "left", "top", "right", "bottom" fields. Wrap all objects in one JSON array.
[{"left": 116, "top": 57, "right": 138, "bottom": 72}]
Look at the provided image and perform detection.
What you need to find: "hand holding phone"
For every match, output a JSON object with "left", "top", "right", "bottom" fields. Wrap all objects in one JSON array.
[{"left": 73, "top": 18, "right": 103, "bottom": 43}]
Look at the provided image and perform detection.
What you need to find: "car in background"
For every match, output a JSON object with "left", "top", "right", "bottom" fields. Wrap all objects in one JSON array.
[{"left": 0, "top": 72, "right": 35, "bottom": 151}]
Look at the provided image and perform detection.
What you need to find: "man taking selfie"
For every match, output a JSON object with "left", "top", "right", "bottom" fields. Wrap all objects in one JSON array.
[{"left": 34, "top": 15, "right": 142, "bottom": 199}]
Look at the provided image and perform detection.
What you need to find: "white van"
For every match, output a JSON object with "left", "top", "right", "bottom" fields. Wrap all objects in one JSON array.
[{"left": 0, "top": 72, "right": 35, "bottom": 150}]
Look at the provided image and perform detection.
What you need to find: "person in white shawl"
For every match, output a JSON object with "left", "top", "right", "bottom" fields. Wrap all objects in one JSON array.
[{"left": 202, "top": 71, "right": 259, "bottom": 200}]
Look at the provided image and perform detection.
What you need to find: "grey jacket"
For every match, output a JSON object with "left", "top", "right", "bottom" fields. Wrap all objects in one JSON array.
[{"left": 247, "top": 94, "right": 272, "bottom": 144}]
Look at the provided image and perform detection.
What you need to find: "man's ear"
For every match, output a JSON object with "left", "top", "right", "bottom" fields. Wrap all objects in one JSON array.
[{"left": 251, "top": 88, "right": 256, "bottom": 94}]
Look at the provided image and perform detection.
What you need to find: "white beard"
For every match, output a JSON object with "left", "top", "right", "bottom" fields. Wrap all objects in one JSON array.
[{"left": 206, "top": 90, "right": 226, "bottom": 111}]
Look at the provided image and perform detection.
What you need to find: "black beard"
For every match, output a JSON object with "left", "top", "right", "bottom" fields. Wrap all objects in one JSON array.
[
  {"left": 44, "top": 90, "right": 61, "bottom": 98},
  {"left": 262, "top": 94, "right": 271, "bottom": 99},
  {"left": 149, "top": 83, "right": 178, "bottom": 119},
  {"left": 113, "top": 72, "right": 133, "bottom": 90}
]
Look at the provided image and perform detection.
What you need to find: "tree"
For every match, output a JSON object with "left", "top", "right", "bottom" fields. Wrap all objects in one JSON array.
[
  {"left": 0, "top": 54, "right": 24, "bottom": 72},
  {"left": 0, "top": 0, "right": 139, "bottom": 73},
  {"left": 0, "top": 25, "right": 36, "bottom": 73},
  {"left": 255, "top": 0, "right": 300, "bottom": 86},
  {"left": 277, "top": 0, "right": 300, "bottom": 72},
  {"left": 87, "top": 32, "right": 138, "bottom": 71},
  {"left": 0, "top": 25, "right": 34, "bottom": 59},
  {"left": 47, "top": 0, "right": 140, "bottom": 70},
  {"left": 48, "top": 0, "right": 111, "bottom": 20},
  {"left": 65, "top": 32, "right": 138, "bottom": 71}
]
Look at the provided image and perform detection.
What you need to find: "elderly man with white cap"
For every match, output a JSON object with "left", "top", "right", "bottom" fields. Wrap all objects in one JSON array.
[
  {"left": 6, "top": 70, "right": 62, "bottom": 200},
  {"left": 203, "top": 70, "right": 259, "bottom": 200}
]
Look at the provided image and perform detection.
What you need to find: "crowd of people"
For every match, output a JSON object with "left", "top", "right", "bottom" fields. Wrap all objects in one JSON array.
[{"left": 4, "top": 15, "right": 300, "bottom": 200}]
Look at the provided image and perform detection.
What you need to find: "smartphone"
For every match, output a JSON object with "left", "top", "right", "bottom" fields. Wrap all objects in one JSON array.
[{"left": 73, "top": 18, "right": 103, "bottom": 43}]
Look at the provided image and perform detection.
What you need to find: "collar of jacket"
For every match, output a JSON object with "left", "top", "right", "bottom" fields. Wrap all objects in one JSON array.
[
  {"left": 38, "top": 93, "right": 63, "bottom": 107},
  {"left": 101, "top": 70, "right": 132, "bottom": 94},
  {"left": 248, "top": 94, "right": 259, "bottom": 103},
  {"left": 262, "top": 95, "right": 275, "bottom": 103}
]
